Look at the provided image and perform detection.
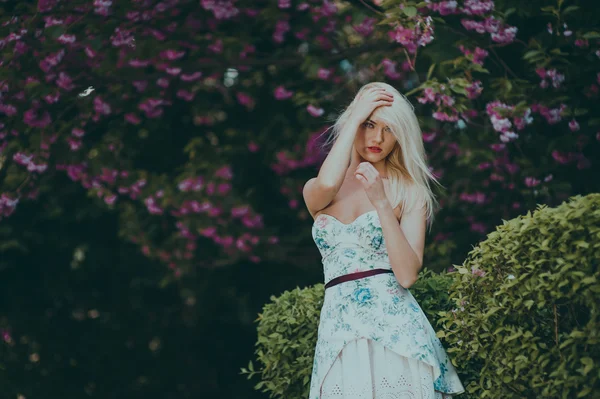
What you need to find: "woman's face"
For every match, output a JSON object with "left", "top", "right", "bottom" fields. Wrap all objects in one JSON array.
[{"left": 354, "top": 115, "right": 397, "bottom": 163}]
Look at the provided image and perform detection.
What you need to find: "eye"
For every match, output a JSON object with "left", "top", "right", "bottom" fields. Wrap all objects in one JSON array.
[{"left": 363, "top": 122, "right": 375, "bottom": 128}]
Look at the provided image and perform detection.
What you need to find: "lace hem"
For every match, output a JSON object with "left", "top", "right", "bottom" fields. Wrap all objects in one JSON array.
[{"left": 320, "top": 338, "right": 459, "bottom": 399}]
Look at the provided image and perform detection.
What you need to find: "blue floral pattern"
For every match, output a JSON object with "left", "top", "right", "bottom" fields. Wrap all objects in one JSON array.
[{"left": 309, "top": 210, "right": 465, "bottom": 398}]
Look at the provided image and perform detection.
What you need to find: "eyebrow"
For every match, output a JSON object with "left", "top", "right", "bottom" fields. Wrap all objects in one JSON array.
[{"left": 366, "top": 119, "right": 390, "bottom": 129}]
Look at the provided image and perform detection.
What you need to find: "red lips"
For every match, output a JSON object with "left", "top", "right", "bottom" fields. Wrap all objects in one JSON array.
[{"left": 367, "top": 147, "right": 382, "bottom": 153}]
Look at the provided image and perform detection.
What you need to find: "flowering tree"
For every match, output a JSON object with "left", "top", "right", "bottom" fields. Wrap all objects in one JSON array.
[
  {"left": 0, "top": 0, "right": 598, "bottom": 396},
  {"left": 2, "top": 0, "right": 598, "bottom": 283}
]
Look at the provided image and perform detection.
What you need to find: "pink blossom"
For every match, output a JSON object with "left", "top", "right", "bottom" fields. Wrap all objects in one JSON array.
[
  {"left": 524, "top": 177, "right": 540, "bottom": 187},
  {"left": 466, "top": 81, "right": 482, "bottom": 99},
  {"left": 274, "top": 85, "right": 293, "bottom": 100},
  {"left": 432, "top": 111, "right": 459, "bottom": 122},
  {"left": 248, "top": 141, "right": 260, "bottom": 152},
  {"left": 471, "top": 267, "right": 486, "bottom": 277},
  {"left": 459, "top": 45, "right": 488, "bottom": 65},
  {"left": 536, "top": 104, "right": 566, "bottom": 125},
  {"left": 462, "top": 0, "right": 494, "bottom": 16},
  {"left": 273, "top": 19, "right": 290, "bottom": 44},
  {"left": 215, "top": 165, "right": 233, "bottom": 179},
  {"left": 353, "top": 17, "right": 376, "bottom": 37},
  {"left": 317, "top": 68, "right": 332, "bottom": 80},
  {"left": 208, "top": 39, "right": 223, "bottom": 53},
  {"left": 200, "top": 0, "right": 239, "bottom": 20},
  {"left": 568, "top": 119, "right": 580, "bottom": 132},
  {"left": 428, "top": 1, "right": 458, "bottom": 15},
  {"left": 418, "top": 87, "right": 437, "bottom": 104},
  {"left": 236, "top": 92, "right": 254, "bottom": 108},
  {"left": 381, "top": 59, "right": 402, "bottom": 80},
  {"left": 307, "top": 104, "right": 324, "bottom": 117}
]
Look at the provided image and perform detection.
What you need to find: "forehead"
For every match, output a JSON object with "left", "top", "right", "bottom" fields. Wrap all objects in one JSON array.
[{"left": 366, "top": 116, "right": 389, "bottom": 127}]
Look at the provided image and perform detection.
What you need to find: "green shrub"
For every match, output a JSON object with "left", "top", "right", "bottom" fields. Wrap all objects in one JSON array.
[
  {"left": 243, "top": 194, "right": 600, "bottom": 399},
  {"left": 241, "top": 284, "right": 325, "bottom": 399},
  {"left": 241, "top": 269, "right": 464, "bottom": 398},
  {"left": 438, "top": 193, "right": 600, "bottom": 398}
]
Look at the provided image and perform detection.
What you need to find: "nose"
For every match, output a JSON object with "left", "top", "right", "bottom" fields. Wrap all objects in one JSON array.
[{"left": 373, "top": 128, "right": 385, "bottom": 143}]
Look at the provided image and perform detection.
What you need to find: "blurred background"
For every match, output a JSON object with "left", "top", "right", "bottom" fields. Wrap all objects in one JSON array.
[{"left": 0, "top": 0, "right": 598, "bottom": 398}]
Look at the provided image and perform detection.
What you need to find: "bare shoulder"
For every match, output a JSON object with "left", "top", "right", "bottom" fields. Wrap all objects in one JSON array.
[
  {"left": 302, "top": 177, "right": 318, "bottom": 219},
  {"left": 392, "top": 182, "right": 423, "bottom": 221}
]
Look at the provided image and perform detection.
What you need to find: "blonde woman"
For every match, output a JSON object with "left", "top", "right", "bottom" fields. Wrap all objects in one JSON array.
[{"left": 303, "top": 82, "right": 465, "bottom": 398}]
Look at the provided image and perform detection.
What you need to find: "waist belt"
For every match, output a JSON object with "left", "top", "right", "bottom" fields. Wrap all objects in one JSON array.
[{"left": 325, "top": 268, "right": 394, "bottom": 289}]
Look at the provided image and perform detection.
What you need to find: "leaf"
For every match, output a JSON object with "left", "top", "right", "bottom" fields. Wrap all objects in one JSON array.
[
  {"left": 523, "top": 50, "right": 543, "bottom": 60},
  {"left": 580, "top": 357, "right": 593, "bottom": 376},
  {"left": 45, "top": 25, "right": 66, "bottom": 39},
  {"left": 427, "top": 63, "right": 436, "bottom": 80},
  {"left": 582, "top": 32, "right": 600, "bottom": 39},
  {"left": 562, "top": 5, "right": 579, "bottom": 14},
  {"left": 504, "top": 8, "right": 516, "bottom": 18},
  {"left": 402, "top": 6, "right": 417, "bottom": 17}
]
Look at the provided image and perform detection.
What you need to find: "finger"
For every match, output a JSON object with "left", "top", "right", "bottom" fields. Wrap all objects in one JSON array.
[
  {"left": 365, "top": 165, "right": 381, "bottom": 180},
  {"left": 364, "top": 168, "right": 377, "bottom": 182},
  {"left": 376, "top": 93, "right": 394, "bottom": 100},
  {"left": 375, "top": 100, "right": 393, "bottom": 107},
  {"left": 354, "top": 173, "right": 366, "bottom": 183},
  {"left": 357, "top": 170, "right": 372, "bottom": 183}
]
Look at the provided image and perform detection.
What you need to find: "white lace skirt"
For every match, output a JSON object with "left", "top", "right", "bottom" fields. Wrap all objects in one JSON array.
[{"left": 320, "top": 338, "right": 456, "bottom": 399}]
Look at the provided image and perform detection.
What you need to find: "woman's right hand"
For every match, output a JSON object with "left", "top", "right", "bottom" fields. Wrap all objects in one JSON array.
[{"left": 347, "top": 87, "right": 394, "bottom": 126}]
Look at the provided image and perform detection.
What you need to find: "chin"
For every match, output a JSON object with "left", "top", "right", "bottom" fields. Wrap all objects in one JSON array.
[{"left": 363, "top": 152, "right": 385, "bottom": 160}]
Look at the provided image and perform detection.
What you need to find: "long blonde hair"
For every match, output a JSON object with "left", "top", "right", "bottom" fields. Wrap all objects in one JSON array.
[{"left": 319, "top": 81, "right": 443, "bottom": 231}]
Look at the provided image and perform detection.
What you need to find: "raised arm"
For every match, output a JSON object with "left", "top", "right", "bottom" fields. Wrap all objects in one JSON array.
[
  {"left": 302, "top": 118, "right": 361, "bottom": 216},
  {"left": 303, "top": 87, "right": 394, "bottom": 217}
]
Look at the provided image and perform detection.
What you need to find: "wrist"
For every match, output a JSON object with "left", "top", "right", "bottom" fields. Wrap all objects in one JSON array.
[
  {"left": 346, "top": 116, "right": 363, "bottom": 128},
  {"left": 374, "top": 199, "right": 392, "bottom": 211}
]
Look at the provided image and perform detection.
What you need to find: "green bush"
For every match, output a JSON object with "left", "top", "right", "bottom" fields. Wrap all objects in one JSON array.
[
  {"left": 240, "top": 284, "right": 325, "bottom": 399},
  {"left": 439, "top": 193, "right": 600, "bottom": 398},
  {"left": 241, "top": 268, "right": 466, "bottom": 399},
  {"left": 243, "top": 193, "right": 599, "bottom": 399}
]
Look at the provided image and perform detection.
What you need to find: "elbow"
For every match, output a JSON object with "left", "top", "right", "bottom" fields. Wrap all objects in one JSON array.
[
  {"left": 316, "top": 179, "right": 338, "bottom": 192},
  {"left": 400, "top": 274, "right": 419, "bottom": 290}
]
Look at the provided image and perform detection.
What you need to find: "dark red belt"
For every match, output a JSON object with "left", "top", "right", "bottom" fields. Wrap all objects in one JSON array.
[{"left": 325, "top": 268, "right": 394, "bottom": 289}]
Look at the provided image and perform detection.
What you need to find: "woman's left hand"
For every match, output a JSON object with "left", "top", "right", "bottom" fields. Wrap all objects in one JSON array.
[{"left": 354, "top": 162, "right": 389, "bottom": 209}]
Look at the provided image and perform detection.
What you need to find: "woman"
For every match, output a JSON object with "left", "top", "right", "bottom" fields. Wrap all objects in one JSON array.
[{"left": 303, "top": 82, "right": 465, "bottom": 398}]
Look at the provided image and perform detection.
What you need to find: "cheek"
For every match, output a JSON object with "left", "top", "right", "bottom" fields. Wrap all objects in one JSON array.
[{"left": 354, "top": 130, "right": 366, "bottom": 145}]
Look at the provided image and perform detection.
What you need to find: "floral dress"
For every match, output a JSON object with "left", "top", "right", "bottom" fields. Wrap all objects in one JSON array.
[{"left": 309, "top": 210, "right": 465, "bottom": 399}]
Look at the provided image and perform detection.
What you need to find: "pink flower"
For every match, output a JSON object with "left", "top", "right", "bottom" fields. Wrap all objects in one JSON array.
[
  {"left": 317, "top": 68, "right": 332, "bottom": 80},
  {"left": 274, "top": 85, "right": 293, "bottom": 100},
  {"left": 248, "top": 142, "right": 260, "bottom": 152},
  {"left": 471, "top": 267, "right": 486, "bottom": 277},
  {"left": 524, "top": 177, "right": 540, "bottom": 187},
  {"left": 236, "top": 92, "right": 255, "bottom": 108},
  {"left": 307, "top": 104, "right": 324, "bottom": 117},
  {"left": 381, "top": 58, "right": 402, "bottom": 80},
  {"left": 353, "top": 17, "right": 376, "bottom": 37},
  {"left": 466, "top": 81, "right": 483, "bottom": 99},
  {"left": 568, "top": 119, "right": 580, "bottom": 132}
]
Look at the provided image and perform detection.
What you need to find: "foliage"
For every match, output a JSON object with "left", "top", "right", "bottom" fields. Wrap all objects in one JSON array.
[
  {"left": 0, "top": 0, "right": 599, "bottom": 396},
  {"left": 244, "top": 193, "right": 599, "bottom": 399},
  {"left": 440, "top": 193, "right": 600, "bottom": 398},
  {"left": 241, "top": 268, "right": 472, "bottom": 398},
  {"left": 241, "top": 284, "right": 325, "bottom": 399},
  {"left": 0, "top": 0, "right": 598, "bottom": 281}
]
